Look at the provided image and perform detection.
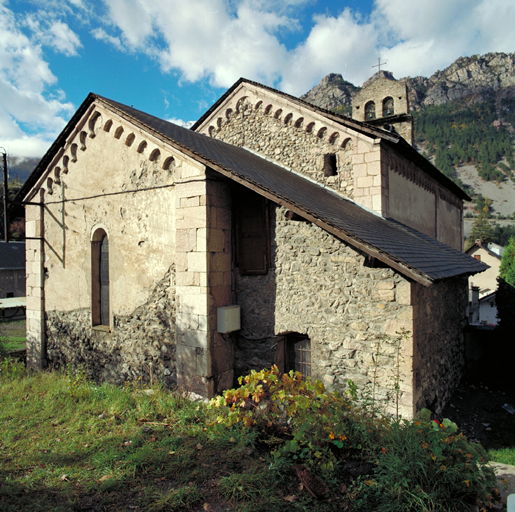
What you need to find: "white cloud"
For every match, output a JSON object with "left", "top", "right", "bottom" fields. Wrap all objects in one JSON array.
[
  {"left": 0, "top": 3, "right": 75, "bottom": 157},
  {"left": 3, "top": 0, "right": 515, "bottom": 158},
  {"left": 166, "top": 117, "right": 195, "bottom": 129},
  {"left": 280, "top": 8, "right": 378, "bottom": 95},
  {"left": 24, "top": 13, "right": 82, "bottom": 56},
  {"left": 374, "top": 0, "right": 515, "bottom": 78},
  {"left": 99, "top": 0, "right": 294, "bottom": 87},
  {"left": 91, "top": 27, "right": 124, "bottom": 51}
]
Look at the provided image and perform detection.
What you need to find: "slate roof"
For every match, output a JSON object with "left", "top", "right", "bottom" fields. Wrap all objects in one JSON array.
[
  {"left": 0, "top": 242, "right": 25, "bottom": 270},
  {"left": 16, "top": 93, "right": 487, "bottom": 286}
]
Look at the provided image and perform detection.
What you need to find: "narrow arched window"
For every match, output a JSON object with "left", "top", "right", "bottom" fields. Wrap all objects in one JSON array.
[
  {"left": 92, "top": 229, "right": 110, "bottom": 328},
  {"left": 383, "top": 97, "right": 394, "bottom": 117},
  {"left": 365, "top": 101, "right": 376, "bottom": 120}
]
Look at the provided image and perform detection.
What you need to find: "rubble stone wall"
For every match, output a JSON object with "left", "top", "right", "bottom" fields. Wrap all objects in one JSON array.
[
  {"left": 234, "top": 205, "right": 417, "bottom": 418},
  {"left": 412, "top": 276, "right": 469, "bottom": 415},
  {"left": 210, "top": 98, "right": 355, "bottom": 198},
  {"left": 45, "top": 266, "right": 177, "bottom": 386}
]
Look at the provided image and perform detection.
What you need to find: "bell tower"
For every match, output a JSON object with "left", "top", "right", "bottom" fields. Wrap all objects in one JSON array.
[{"left": 352, "top": 69, "right": 413, "bottom": 145}]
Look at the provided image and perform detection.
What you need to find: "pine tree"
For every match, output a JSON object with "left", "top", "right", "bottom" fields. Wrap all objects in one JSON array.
[
  {"left": 468, "top": 211, "right": 494, "bottom": 246},
  {"left": 499, "top": 237, "right": 515, "bottom": 287}
]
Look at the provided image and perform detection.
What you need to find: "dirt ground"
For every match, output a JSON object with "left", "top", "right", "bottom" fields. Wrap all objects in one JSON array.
[{"left": 441, "top": 377, "right": 515, "bottom": 451}]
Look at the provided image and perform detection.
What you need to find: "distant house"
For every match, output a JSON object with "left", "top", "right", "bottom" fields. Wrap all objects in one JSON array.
[
  {"left": 465, "top": 242, "right": 500, "bottom": 298},
  {"left": 16, "top": 74, "right": 486, "bottom": 418},
  {"left": 469, "top": 288, "right": 498, "bottom": 326},
  {"left": 0, "top": 241, "right": 26, "bottom": 298}
]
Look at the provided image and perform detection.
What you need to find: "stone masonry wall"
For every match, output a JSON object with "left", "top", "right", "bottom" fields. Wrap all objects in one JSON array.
[
  {"left": 26, "top": 103, "right": 181, "bottom": 386},
  {"left": 45, "top": 265, "right": 177, "bottom": 387},
  {"left": 235, "top": 205, "right": 416, "bottom": 418},
  {"left": 211, "top": 98, "right": 355, "bottom": 198},
  {"left": 412, "top": 276, "right": 469, "bottom": 415},
  {"left": 46, "top": 266, "right": 177, "bottom": 387}
]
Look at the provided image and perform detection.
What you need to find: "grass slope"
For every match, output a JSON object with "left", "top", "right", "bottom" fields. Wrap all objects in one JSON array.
[
  {"left": 0, "top": 366, "right": 291, "bottom": 512},
  {"left": 0, "top": 362, "right": 507, "bottom": 512}
]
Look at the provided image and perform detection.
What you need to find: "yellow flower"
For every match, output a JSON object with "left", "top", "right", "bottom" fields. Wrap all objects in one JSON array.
[
  {"left": 464, "top": 480, "right": 470, "bottom": 487},
  {"left": 415, "top": 420, "right": 421, "bottom": 426},
  {"left": 431, "top": 454, "right": 437, "bottom": 461},
  {"left": 440, "top": 465, "right": 447, "bottom": 471},
  {"left": 329, "top": 432, "right": 335, "bottom": 440},
  {"left": 422, "top": 442, "right": 429, "bottom": 449},
  {"left": 465, "top": 453, "right": 473, "bottom": 459},
  {"left": 339, "top": 434, "right": 347, "bottom": 441}
]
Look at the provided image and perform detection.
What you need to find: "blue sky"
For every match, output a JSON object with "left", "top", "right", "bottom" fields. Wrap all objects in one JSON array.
[{"left": 1, "top": 0, "right": 514, "bottom": 158}]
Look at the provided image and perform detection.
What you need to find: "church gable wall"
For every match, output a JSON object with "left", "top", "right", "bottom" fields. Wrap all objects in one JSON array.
[
  {"left": 203, "top": 95, "right": 356, "bottom": 199},
  {"left": 27, "top": 106, "right": 181, "bottom": 387}
]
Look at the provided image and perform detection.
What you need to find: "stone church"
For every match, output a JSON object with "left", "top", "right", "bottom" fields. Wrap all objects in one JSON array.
[{"left": 18, "top": 72, "right": 486, "bottom": 418}]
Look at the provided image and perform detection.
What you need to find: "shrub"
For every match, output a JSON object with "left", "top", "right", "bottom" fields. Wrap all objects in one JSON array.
[{"left": 210, "top": 368, "right": 501, "bottom": 511}]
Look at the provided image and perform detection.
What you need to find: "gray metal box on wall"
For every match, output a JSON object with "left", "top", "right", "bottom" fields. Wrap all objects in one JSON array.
[{"left": 217, "top": 305, "right": 241, "bottom": 333}]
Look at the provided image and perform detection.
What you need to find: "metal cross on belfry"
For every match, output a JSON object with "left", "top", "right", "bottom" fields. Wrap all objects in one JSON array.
[{"left": 373, "top": 57, "right": 387, "bottom": 72}]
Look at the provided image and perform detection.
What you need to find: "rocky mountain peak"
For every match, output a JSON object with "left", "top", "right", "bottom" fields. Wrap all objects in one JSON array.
[
  {"left": 300, "top": 73, "right": 360, "bottom": 110},
  {"left": 361, "top": 70, "right": 396, "bottom": 88},
  {"left": 302, "top": 52, "right": 515, "bottom": 112}
]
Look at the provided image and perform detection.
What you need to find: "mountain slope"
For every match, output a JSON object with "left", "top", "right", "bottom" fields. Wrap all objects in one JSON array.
[{"left": 302, "top": 52, "right": 515, "bottom": 220}]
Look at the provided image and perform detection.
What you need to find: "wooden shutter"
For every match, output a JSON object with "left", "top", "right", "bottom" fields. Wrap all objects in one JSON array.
[
  {"left": 236, "top": 189, "right": 269, "bottom": 275},
  {"left": 100, "top": 236, "right": 110, "bottom": 326}
]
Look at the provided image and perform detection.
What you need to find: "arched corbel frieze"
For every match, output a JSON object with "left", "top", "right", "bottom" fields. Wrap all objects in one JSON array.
[
  {"left": 149, "top": 149, "right": 161, "bottom": 162},
  {"left": 236, "top": 96, "right": 248, "bottom": 113},
  {"left": 137, "top": 141, "right": 147, "bottom": 154},
  {"left": 79, "top": 131, "right": 87, "bottom": 151},
  {"left": 88, "top": 112, "right": 102, "bottom": 138},
  {"left": 328, "top": 132, "right": 340, "bottom": 145}
]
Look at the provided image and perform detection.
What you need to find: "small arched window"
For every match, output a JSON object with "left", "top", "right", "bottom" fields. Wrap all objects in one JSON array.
[
  {"left": 365, "top": 101, "right": 376, "bottom": 120},
  {"left": 383, "top": 97, "right": 394, "bottom": 117},
  {"left": 91, "top": 229, "right": 110, "bottom": 328},
  {"left": 323, "top": 153, "right": 337, "bottom": 177}
]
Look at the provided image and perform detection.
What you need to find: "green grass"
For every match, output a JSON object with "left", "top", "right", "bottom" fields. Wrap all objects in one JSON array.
[
  {"left": 0, "top": 360, "right": 508, "bottom": 512},
  {"left": 0, "top": 363, "right": 295, "bottom": 512},
  {"left": 489, "top": 447, "right": 515, "bottom": 466},
  {"left": 0, "top": 319, "right": 26, "bottom": 353}
]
